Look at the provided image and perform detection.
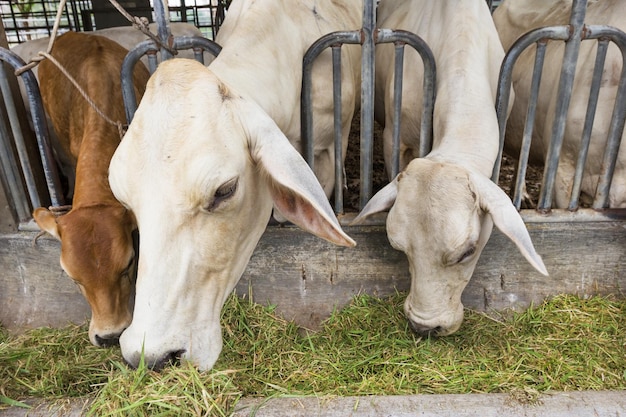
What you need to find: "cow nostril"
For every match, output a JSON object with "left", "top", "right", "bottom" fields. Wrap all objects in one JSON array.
[
  {"left": 408, "top": 321, "right": 442, "bottom": 338},
  {"left": 95, "top": 334, "right": 121, "bottom": 347},
  {"left": 151, "top": 349, "right": 186, "bottom": 371}
]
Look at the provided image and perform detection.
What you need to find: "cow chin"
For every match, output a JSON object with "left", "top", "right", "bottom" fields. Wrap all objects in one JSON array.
[
  {"left": 120, "top": 321, "right": 223, "bottom": 371},
  {"left": 404, "top": 298, "right": 464, "bottom": 338}
]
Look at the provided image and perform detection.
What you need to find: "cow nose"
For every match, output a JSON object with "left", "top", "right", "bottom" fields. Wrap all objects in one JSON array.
[
  {"left": 149, "top": 349, "right": 186, "bottom": 371},
  {"left": 95, "top": 334, "right": 121, "bottom": 347},
  {"left": 408, "top": 321, "right": 442, "bottom": 338}
]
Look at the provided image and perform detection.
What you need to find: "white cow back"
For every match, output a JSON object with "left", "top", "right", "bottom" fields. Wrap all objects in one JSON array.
[{"left": 210, "top": 0, "right": 362, "bottom": 197}]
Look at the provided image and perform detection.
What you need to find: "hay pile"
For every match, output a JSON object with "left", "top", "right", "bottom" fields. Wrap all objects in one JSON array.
[{"left": 1, "top": 293, "right": 625, "bottom": 415}]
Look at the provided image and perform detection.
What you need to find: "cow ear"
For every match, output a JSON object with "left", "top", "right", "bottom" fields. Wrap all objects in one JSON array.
[
  {"left": 243, "top": 99, "right": 355, "bottom": 248},
  {"left": 350, "top": 176, "right": 399, "bottom": 225},
  {"left": 469, "top": 171, "right": 548, "bottom": 276},
  {"left": 32, "top": 207, "right": 61, "bottom": 240}
]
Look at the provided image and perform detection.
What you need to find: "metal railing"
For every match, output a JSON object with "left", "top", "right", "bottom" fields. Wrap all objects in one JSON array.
[
  {"left": 492, "top": 0, "right": 626, "bottom": 215},
  {"left": 301, "top": 0, "right": 436, "bottom": 213}
]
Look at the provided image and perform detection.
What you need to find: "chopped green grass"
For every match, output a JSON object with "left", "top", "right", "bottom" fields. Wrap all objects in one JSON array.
[{"left": 1, "top": 293, "right": 625, "bottom": 416}]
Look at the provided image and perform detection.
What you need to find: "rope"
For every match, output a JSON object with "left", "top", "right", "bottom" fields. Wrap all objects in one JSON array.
[
  {"left": 107, "top": 0, "right": 178, "bottom": 56},
  {"left": 14, "top": 0, "right": 67, "bottom": 76}
]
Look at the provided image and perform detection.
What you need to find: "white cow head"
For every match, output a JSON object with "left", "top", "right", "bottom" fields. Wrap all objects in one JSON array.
[
  {"left": 353, "top": 158, "right": 548, "bottom": 336},
  {"left": 109, "top": 59, "right": 355, "bottom": 371}
]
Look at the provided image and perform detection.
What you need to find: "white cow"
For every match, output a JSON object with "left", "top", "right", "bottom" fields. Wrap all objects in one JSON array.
[
  {"left": 493, "top": 0, "right": 626, "bottom": 208},
  {"left": 353, "top": 0, "right": 548, "bottom": 337},
  {"left": 109, "top": 0, "right": 361, "bottom": 371}
]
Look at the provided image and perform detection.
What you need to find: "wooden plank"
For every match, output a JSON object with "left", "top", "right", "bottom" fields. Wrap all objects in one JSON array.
[{"left": 1, "top": 220, "right": 624, "bottom": 332}]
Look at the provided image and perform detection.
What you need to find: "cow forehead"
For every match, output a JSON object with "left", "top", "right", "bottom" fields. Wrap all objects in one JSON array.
[
  {"left": 58, "top": 211, "right": 133, "bottom": 280},
  {"left": 390, "top": 160, "right": 480, "bottom": 248},
  {"left": 112, "top": 62, "right": 250, "bottom": 204}
]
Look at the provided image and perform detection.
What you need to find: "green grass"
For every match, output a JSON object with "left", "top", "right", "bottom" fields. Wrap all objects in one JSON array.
[{"left": 1, "top": 293, "right": 625, "bottom": 415}]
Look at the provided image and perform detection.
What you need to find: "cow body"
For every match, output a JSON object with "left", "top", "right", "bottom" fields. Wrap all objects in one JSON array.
[
  {"left": 354, "top": 0, "right": 547, "bottom": 336},
  {"left": 33, "top": 32, "right": 150, "bottom": 346},
  {"left": 493, "top": 0, "right": 626, "bottom": 208},
  {"left": 109, "top": 0, "right": 360, "bottom": 371}
]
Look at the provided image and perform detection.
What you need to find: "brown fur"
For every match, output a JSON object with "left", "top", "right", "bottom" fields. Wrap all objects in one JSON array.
[{"left": 33, "top": 31, "right": 150, "bottom": 345}]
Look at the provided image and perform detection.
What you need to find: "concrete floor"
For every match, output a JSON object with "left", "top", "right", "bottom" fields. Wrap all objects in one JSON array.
[{"left": 2, "top": 391, "right": 625, "bottom": 416}]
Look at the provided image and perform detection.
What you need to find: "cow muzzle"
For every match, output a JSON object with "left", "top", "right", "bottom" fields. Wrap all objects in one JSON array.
[{"left": 404, "top": 299, "right": 464, "bottom": 338}]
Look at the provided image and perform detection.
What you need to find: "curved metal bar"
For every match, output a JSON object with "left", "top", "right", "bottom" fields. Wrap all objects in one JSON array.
[
  {"left": 512, "top": 41, "right": 548, "bottom": 210},
  {"left": 492, "top": 25, "right": 571, "bottom": 183},
  {"left": 121, "top": 39, "right": 160, "bottom": 124},
  {"left": 301, "top": 30, "right": 362, "bottom": 169},
  {"left": 173, "top": 35, "right": 222, "bottom": 61},
  {"left": 0, "top": 47, "right": 64, "bottom": 207},
  {"left": 568, "top": 39, "right": 608, "bottom": 209},
  {"left": 584, "top": 25, "right": 626, "bottom": 209},
  {"left": 376, "top": 28, "right": 436, "bottom": 160}
]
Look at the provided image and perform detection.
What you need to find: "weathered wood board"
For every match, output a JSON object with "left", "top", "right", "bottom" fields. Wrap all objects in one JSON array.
[{"left": 1, "top": 218, "right": 625, "bottom": 332}]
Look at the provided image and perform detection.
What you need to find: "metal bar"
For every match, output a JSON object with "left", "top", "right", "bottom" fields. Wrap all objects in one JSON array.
[
  {"left": 121, "top": 39, "right": 158, "bottom": 123},
  {"left": 332, "top": 45, "right": 344, "bottom": 214},
  {"left": 493, "top": 26, "right": 571, "bottom": 183},
  {"left": 173, "top": 35, "right": 222, "bottom": 59},
  {"left": 584, "top": 26, "right": 626, "bottom": 208},
  {"left": 390, "top": 43, "right": 404, "bottom": 179},
  {"left": 0, "top": 92, "right": 30, "bottom": 220},
  {"left": 301, "top": 30, "right": 361, "bottom": 169},
  {"left": 360, "top": 0, "right": 375, "bottom": 209},
  {"left": 0, "top": 60, "right": 41, "bottom": 209},
  {"left": 538, "top": 0, "right": 587, "bottom": 211},
  {"left": 153, "top": 0, "right": 173, "bottom": 61},
  {"left": 512, "top": 41, "right": 547, "bottom": 210},
  {"left": 376, "top": 29, "right": 436, "bottom": 159},
  {"left": 568, "top": 38, "right": 608, "bottom": 209},
  {"left": 0, "top": 48, "right": 64, "bottom": 207}
]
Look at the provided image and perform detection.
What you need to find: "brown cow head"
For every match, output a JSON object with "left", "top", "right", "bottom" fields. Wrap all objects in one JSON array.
[{"left": 33, "top": 204, "right": 135, "bottom": 346}]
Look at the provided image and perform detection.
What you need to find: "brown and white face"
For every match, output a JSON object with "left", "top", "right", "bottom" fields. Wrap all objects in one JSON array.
[
  {"left": 109, "top": 59, "right": 354, "bottom": 371},
  {"left": 33, "top": 205, "right": 135, "bottom": 346},
  {"left": 353, "top": 158, "right": 548, "bottom": 337}
]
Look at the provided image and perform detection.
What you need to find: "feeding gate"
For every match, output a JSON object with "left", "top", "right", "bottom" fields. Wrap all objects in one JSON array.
[{"left": 0, "top": 0, "right": 624, "bottom": 333}]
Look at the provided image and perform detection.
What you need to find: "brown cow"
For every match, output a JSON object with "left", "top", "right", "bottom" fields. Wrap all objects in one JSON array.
[{"left": 33, "top": 31, "right": 150, "bottom": 346}]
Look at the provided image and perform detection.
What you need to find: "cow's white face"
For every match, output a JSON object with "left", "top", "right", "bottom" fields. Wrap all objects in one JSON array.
[
  {"left": 109, "top": 59, "right": 354, "bottom": 371},
  {"left": 354, "top": 158, "right": 548, "bottom": 336}
]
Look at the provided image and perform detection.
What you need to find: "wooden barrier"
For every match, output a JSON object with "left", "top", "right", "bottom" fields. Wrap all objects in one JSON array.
[{"left": 1, "top": 215, "right": 624, "bottom": 332}]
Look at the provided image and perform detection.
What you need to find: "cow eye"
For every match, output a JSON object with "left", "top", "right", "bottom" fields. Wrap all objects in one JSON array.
[
  {"left": 456, "top": 246, "right": 476, "bottom": 264},
  {"left": 206, "top": 178, "right": 238, "bottom": 211}
]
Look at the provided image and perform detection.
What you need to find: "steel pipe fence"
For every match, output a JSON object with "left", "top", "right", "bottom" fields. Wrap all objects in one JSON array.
[
  {"left": 1, "top": 0, "right": 625, "bottom": 227},
  {"left": 493, "top": 0, "right": 626, "bottom": 214}
]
